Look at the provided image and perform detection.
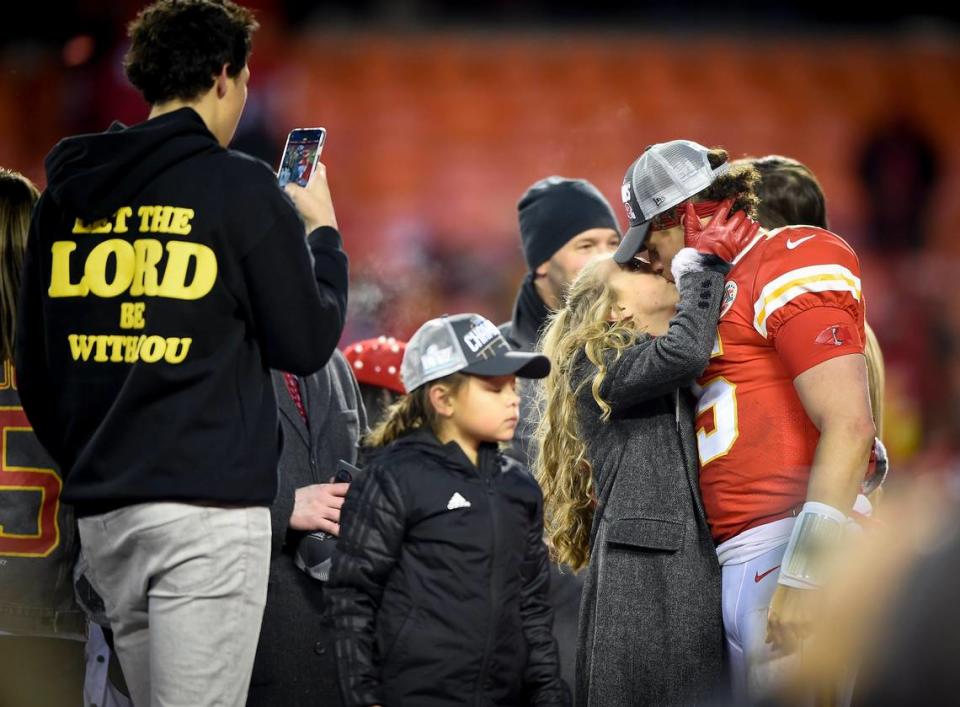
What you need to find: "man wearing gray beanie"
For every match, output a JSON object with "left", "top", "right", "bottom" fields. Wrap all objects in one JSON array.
[{"left": 499, "top": 176, "right": 620, "bottom": 696}]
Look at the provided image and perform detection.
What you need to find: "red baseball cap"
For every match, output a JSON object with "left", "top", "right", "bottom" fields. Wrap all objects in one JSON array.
[{"left": 343, "top": 337, "right": 407, "bottom": 394}]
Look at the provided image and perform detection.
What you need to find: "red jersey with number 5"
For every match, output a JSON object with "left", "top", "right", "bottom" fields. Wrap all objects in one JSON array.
[{"left": 694, "top": 226, "right": 866, "bottom": 543}]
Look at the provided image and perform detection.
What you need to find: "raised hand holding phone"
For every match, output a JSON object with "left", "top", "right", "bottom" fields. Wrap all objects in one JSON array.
[
  {"left": 277, "top": 127, "right": 338, "bottom": 233},
  {"left": 278, "top": 128, "right": 325, "bottom": 188},
  {"left": 284, "top": 162, "right": 338, "bottom": 233}
]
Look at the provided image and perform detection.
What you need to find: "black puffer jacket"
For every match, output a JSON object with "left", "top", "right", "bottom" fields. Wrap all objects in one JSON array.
[{"left": 326, "top": 430, "right": 569, "bottom": 707}]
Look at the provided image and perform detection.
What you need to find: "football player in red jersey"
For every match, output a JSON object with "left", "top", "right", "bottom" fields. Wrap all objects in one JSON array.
[
  {"left": 615, "top": 141, "right": 876, "bottom": 703},
  {"left": 745, "top": 154, "right": 888, "bottom": 507}
]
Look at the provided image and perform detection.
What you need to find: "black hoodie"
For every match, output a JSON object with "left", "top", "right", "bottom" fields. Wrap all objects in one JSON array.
[
  {"left": 326, "top": 430, "right": 569, "bottom": 707},
  {"left": 499, "top": 273, "right": 551, "bottom": 353},
  {"left": 14, "top": 108, "right": 348, "bottom": 515},
  {"left": 498, "top": 275, "right": 551, "bottom": 468}
]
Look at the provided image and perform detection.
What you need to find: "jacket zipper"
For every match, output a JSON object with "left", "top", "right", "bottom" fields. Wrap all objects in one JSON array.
[{"left": 474, "top": 459, "right": 500, "bottom": 704}]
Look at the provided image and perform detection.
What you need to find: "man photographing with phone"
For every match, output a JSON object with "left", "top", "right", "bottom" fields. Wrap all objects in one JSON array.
[{"left": 15, "top": 2, "right": 348, "bottom": 706}]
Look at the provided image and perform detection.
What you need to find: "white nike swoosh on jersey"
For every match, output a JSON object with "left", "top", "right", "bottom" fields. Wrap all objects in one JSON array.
[
  {"left": 447, "top": 492, "right": 471, "bottom": 511},
  {"left": 786, "top": 235, "right": 816, "bottom": 249}
]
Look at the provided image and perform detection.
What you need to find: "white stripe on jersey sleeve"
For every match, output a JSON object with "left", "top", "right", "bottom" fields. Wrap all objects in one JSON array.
[{"left": 753, "top": 264, "right": 861, "bottom": 338}]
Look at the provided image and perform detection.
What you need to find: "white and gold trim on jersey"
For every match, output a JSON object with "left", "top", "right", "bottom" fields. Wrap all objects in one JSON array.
[{"left": 752, "top": 265, "right": 861, "bottom": 338}]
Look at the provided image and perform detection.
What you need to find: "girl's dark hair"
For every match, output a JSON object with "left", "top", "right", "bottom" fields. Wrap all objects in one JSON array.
[
  {"left": 748, "top": 155, "right": 828, "bottom": 230},
  {"left": 124, "top": 0, "right": 259, "bottom": 105}
]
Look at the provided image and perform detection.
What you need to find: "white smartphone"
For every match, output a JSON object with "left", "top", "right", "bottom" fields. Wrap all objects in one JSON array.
[{"left": 277, "top": 127, "right": 326, "bottom": 188}]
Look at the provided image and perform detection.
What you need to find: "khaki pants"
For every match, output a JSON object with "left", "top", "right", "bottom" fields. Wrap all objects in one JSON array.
[{"left": 79, "top": 503, "right": 270, "bottom": 707}]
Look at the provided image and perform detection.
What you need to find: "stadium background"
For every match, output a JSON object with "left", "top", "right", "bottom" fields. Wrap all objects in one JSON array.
[{"left": 1, "top": 0, "right": 957, "bottom": 473}]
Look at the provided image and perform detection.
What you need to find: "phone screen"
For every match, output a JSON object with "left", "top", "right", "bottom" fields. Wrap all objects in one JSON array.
[{"left": 277, "top": 128, "right": 326, "bottom": 188}]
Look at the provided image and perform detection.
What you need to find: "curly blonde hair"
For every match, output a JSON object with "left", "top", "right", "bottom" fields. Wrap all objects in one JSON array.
[
  {"left": 534, "top": 257, "right": 642, "bottom": 571},
  {"left": 864, "top": 322, "right": 884, "bottom": 439}
]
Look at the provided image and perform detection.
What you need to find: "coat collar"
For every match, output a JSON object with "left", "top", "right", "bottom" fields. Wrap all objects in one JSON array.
[
  {"left": 508, "top": 274, "right": 551, "bottom": 352},
  {"left": 273, "top": 370, "right": 310, "bottom": 448}
]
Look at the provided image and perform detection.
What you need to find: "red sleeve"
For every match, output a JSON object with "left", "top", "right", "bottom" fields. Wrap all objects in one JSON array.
[
  {"left": 752, "top": 228, "right": 865, "bottom": 347},
  {"left": 773, "top": 306, "right": 864, "bottom": 379}
]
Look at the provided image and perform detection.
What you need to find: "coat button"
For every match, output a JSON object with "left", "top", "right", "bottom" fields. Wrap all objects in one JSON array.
[{"left": 315, "top": 642, "right": 326, "bottom": 655}]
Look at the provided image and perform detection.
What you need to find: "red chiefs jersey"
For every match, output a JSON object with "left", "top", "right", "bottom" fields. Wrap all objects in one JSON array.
[{"left": 694, "top": 226, "right": 866, "bottom": 544}]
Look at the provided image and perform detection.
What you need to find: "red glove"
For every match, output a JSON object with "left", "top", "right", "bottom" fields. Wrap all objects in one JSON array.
[{"left": 683, "top": 198, "right": 761, "bottom": 263}]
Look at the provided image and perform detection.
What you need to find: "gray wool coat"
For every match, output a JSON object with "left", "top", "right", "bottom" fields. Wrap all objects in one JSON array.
[
  {"left": 574, "top": 262, "right": 727, "bottom": 707},
  {"left": 247, "top": 350, "right": 367, "bottom": 707}
]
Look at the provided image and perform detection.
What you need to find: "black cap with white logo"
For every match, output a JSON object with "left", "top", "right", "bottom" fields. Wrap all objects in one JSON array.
[
  {"left": 615, "top": 139, "right": 729, "bottom": 264},
  {"left": 401, "top": 314, "right": 551, "bottom": 392}
]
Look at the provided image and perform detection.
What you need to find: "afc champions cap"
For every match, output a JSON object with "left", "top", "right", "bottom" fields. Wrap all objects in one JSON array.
[
  {"left": 614, "top": 139, "right": 729, "bottom": 264},
  {"left": 401, "top": 314, "right": 551, "bottom": 392}
]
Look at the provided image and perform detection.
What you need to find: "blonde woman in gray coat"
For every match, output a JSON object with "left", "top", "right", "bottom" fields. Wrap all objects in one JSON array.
[{"left": 535, "top": 244, "right": 730, "bottom": 706}]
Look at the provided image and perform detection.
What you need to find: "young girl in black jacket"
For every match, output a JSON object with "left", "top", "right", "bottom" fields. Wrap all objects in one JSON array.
[{"left": 326, "top": 313, "right": 569, "bottom": 707}]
